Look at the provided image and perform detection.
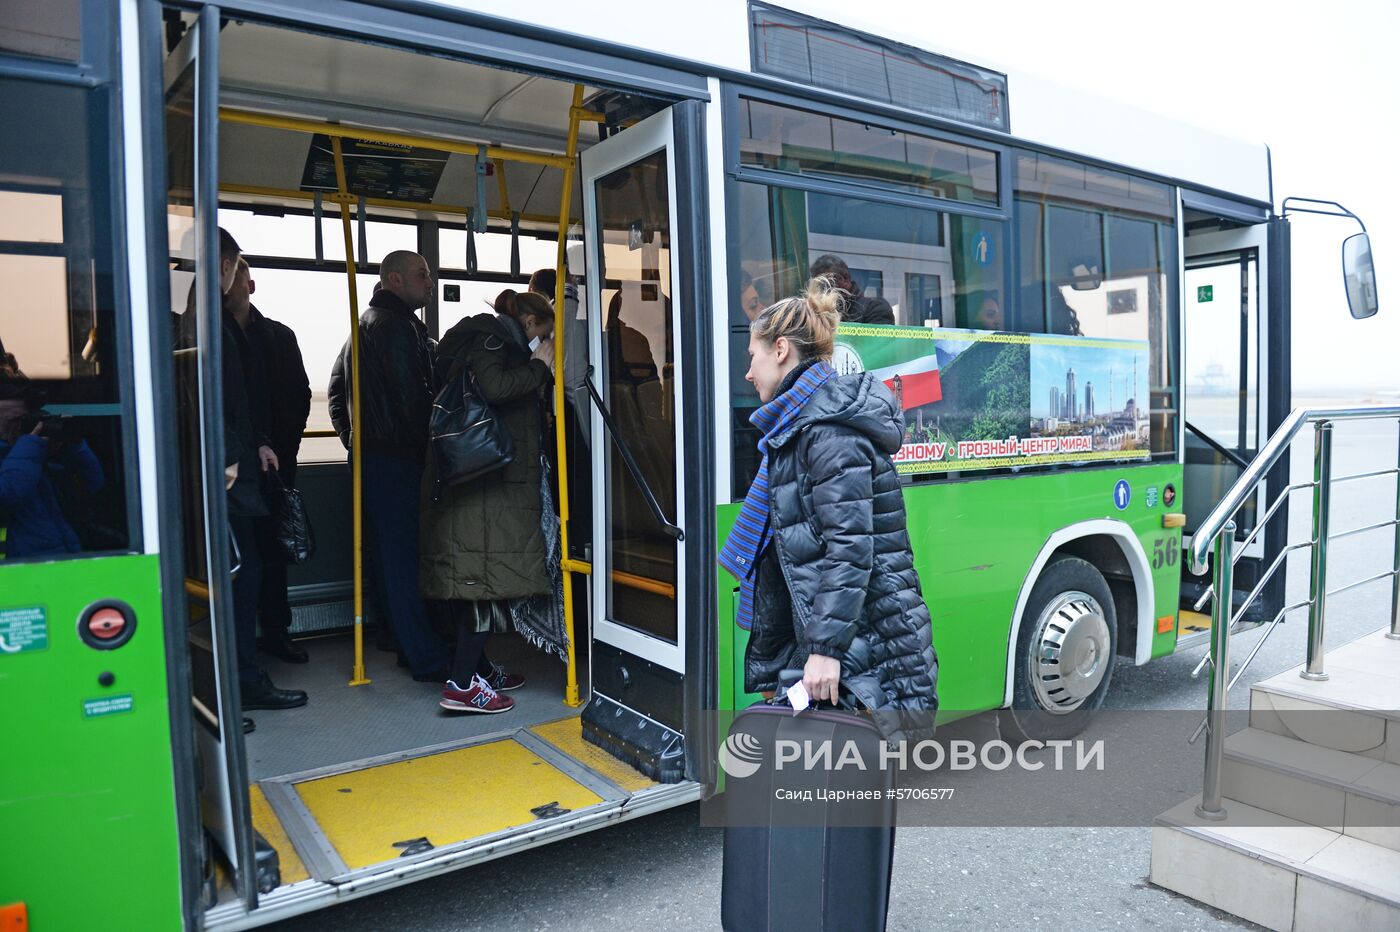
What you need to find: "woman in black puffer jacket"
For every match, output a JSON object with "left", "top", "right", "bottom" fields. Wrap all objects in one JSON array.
[{"left": 720, "top": 278, "right": 937, "bottom": 743}]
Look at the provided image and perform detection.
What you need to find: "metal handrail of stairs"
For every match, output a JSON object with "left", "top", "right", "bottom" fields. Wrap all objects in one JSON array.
[{"left": 1187, "top": 404, "right": 1400, "bottom": 821}]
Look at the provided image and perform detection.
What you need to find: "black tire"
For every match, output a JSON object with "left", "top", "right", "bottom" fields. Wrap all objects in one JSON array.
[{"left": 1001, "top": 555, "right": 1117, "bottom": 743}]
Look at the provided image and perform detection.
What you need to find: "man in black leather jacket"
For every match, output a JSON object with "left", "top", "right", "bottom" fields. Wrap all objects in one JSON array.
[
  {"left": 327, "top": 251, "right": 449, "bottom": 680},
  {"left": 809, "top": 254, "right": 897, "bottom": 325}
]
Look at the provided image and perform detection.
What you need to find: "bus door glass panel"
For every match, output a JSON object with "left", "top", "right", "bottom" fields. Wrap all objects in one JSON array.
[
  {"left": 164, "top": 15, "right": 254, "bottom": 891},
  {"left": 582, "top": 109, "right": 685, "bottom": 674},
  {"left": 1183, "top": 248, "right": 1261, "bottom": 547}
]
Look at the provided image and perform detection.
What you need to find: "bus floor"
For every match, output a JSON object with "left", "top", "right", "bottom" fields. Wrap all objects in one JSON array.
[{"left": 230, "top": 631, "right": 658, "bottom": 889}]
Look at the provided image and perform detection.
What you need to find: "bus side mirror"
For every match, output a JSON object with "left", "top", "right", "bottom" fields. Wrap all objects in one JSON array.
[
  {"left": 1069, "top": 261, "right": 1102, "bottom": 291},
  {"left": 1343, "top": 232, "right": 1379, "bottom": 319}
]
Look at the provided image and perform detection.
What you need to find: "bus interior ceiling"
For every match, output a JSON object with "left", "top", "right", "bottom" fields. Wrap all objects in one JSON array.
[{"left": 178, "top": 18, "right": 672, "bottom": 891}]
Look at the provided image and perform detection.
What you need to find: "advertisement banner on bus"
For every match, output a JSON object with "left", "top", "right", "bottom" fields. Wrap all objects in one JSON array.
[{"left": 833, "top": 325, "right": 1151, "bottom": 475}]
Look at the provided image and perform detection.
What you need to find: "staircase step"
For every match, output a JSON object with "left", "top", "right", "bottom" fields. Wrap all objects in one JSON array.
[
  {"left": 1153, "top": 794, "right": 1400, "bottom": 930},
  {"left": 1222, "top": 727, "right": 1400, "bottom": 851},
  {"left": 1248, "top": 627, "right": 1400, "bottom": 757}
]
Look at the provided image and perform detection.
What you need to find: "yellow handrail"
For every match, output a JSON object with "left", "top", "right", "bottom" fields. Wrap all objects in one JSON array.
[
  {"left": 610, "top": 570, "right": 676, "bottom": 600},
  {"left": 221, "top": 182, "right": 572, "bottom": 228},
  {"left": 220, "top": 107, "right": 573, "bottom": 170},
  {"left": 331, "top": 137, "right": 371, "bottom": 687},
  {"left": 555, "top": 84, "right": 585, "bottom": 708}
]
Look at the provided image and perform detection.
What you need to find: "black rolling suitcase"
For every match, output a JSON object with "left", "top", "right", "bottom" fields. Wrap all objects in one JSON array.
[{"left": 720, "top": 683, "right": 896, "bottom": 932}]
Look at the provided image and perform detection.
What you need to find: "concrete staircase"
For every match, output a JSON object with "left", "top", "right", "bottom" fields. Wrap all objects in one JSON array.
[{"left": 1150, "top": 628, "right": 1400, "bottom": 930}]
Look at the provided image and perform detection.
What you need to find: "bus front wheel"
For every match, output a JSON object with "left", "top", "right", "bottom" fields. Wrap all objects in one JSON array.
[{"left": 1001, "top": 555, "right": 1117, "bottom": 743}]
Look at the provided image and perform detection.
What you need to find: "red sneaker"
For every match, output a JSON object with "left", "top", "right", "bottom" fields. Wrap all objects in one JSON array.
[
  {"left": 485, "top": 660, "right": 525, "bottom": 692},
  {"left": 440, "top": 675, "right": 514, "bottom": 714}
]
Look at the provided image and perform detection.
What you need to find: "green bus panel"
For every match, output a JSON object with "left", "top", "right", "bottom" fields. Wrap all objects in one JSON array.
[
  {"left": 0, "top": 554, "right": 183, "bottom": 931},
  {"left": 717, "top": 462, "right": 1185, "bottom": 713}
]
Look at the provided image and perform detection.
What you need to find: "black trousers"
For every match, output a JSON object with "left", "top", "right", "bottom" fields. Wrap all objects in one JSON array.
[
  {"left": 229, "top": 513, "right": 264, "bottom": 687},
  {"left": 254, "top": 517, "right": 292, "bottom": 638},
  {"left": 442, "top": 599, "right": 498, "bottom": 685}
]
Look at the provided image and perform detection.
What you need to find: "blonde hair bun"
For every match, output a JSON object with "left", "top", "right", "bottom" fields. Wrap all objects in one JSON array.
[{"left": 750, "top": 274, "right": 842, "bottom": 361}]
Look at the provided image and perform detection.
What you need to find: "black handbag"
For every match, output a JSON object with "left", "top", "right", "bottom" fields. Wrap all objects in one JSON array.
[
  {"left": 264, "top": 469, "right": 315, "bottom": 565},
  {"left": 429, "top": 355, "right": 515, "bottom": 488}
]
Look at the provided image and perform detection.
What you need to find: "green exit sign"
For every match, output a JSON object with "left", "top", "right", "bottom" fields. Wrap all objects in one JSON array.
[{"left": 1197, "top": 285, "right": 1213, "bottom": 303}]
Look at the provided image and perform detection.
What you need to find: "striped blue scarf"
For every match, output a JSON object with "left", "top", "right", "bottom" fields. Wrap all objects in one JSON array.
[{"left": 719, "top": 361, "right": 836, "bottom": 630}]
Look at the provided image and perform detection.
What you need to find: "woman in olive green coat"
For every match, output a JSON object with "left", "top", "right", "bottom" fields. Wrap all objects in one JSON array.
[{"left": 420, "top": 289, "right": 554, "bottom": 712}]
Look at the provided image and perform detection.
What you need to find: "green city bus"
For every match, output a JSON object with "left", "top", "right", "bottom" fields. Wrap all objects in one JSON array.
[{"left": 1, "top": 1, "right": 1372, "bottom": 928}]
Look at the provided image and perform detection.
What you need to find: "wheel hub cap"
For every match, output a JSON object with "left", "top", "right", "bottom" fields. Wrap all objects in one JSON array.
[{"left": 1031, "top": 590, "right": 1110, "bottom": 713}]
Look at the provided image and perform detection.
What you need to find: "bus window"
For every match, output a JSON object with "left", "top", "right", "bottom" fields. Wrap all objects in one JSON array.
[
  {"left": 729, "top": 178, "right": 1008, "bottom": 494},
  {"left": 0, "top": 76, "right": 133, "bottom": 558},
  {"left": 1012, "top": 150, "right": 1179, "bottom": 456},
  {"left": 738, "top": 97, "right": 1000, "bottom": 206},
  {"left": 217, "top": 208, "right": 427, "bottom": 463},
  {"left": 438, "top": 227, "right": 558, "bottom": 332}
]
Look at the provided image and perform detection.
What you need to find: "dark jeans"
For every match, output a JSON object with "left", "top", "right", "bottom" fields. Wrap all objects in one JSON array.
[
  {"left": 230, "top": 513, "right": 264, "bottom": 687},
  {"left": 361, "top": 450, "right": 447, "bottom": 677}
]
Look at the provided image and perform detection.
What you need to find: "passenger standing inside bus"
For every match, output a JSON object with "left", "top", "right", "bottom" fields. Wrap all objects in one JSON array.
[
  {"left": 720, "top": 277, "right": 937, "bottom": 733},
  {"left": 808, "top": 254, "right": 896, "bottom": 325},
  {"left": 217, "top": 230, "right": 309, "bottom": 712},
  {"left": 420, "top": 290, "right": 555, "bottom": 714},
  {"left": 224, "top": 258, "right": 313, "bottom": 664},
  {"left": 328, "top": 250, "right": 451, "bottom": 682}
]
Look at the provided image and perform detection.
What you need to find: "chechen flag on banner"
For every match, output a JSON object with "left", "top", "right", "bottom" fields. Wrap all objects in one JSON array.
[
  {"left": 834, "top": 328, "right": 943, "bottom": 409},
  {"left": 869, "top": 354, "right": 942, "bottom": 408}
]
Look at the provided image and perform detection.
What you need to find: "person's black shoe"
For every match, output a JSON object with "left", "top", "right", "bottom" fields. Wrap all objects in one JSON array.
[
  {"left": 242, "top": 673, "right": 308, "bottom": 711},
  {"left": 243, "top": 716, "right": 256, "bottom": 734},
  {"left": 259, "top": 632, "right": 309, "bottom": 664}
]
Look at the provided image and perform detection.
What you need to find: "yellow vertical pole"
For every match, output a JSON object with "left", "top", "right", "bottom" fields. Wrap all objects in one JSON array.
[
  {"left": 555, "top": 85, "right": 585, "bottom": 707},
  {"left": 333, "top": 137, "right": 371, "bottom": 686}
]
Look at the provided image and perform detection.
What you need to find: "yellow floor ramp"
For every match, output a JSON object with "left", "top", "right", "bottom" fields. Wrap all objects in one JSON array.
[
  {"left": 1178, "top": 609, "right": 1211, "bottom": 635},
  {"left": 254, "top": 716, "right": 657, "bottom": 883}
]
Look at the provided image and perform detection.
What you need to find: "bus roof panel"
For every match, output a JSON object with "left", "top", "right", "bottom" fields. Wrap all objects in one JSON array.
[{"left": 421, "top": 0, "right": 1271, "bottom": 204}]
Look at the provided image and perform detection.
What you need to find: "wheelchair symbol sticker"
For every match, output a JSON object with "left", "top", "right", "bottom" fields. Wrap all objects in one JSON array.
[{"left": 1113, "top": 479, "right": 1131, "bottom": 511}]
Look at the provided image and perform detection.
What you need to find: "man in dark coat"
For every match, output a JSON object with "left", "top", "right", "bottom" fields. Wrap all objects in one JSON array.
[
  {"left": 216, "top": 229, "right": 308, "bottom": 713},
  {"left": 809, "top": 254, "right": 897, "bottom": 325},
  {"left": 327, "top": 250, "right": 450, "bottom": 681},
  {"left": 225, "top": 258, "right": 312, "bottom": 664}
]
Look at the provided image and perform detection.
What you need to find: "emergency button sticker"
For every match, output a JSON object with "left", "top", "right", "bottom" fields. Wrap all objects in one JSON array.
[{"left": 0, "top": 605, "right": 47, "bottom": 655}]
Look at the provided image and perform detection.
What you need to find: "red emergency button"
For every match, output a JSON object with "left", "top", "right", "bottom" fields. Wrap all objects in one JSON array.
[
  {"left": 77, "top": 600, "right": 136, "bottom": 650},
  {"left": 88, "top": 607, "right": 126, "bottom": 640}
]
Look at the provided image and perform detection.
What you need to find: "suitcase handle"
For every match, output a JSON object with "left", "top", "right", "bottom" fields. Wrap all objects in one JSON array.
[{"left": 775, "top": 668, "right": 859, "bottom": 712}]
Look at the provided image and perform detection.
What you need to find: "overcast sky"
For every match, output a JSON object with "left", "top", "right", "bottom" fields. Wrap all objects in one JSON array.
[{"left": 836, "top": 0, "right": 1398, "bottom": 396}]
